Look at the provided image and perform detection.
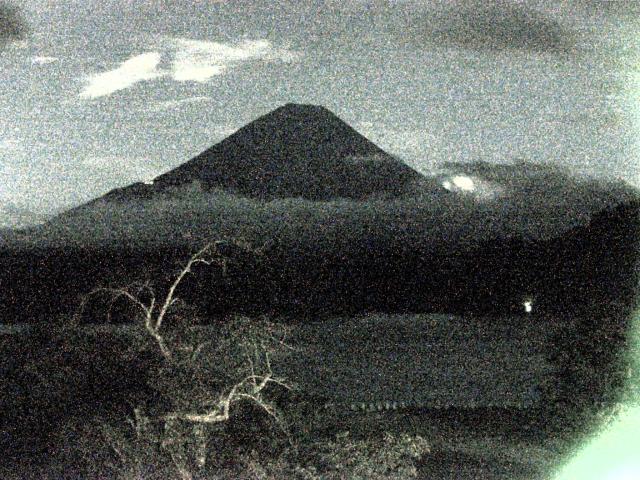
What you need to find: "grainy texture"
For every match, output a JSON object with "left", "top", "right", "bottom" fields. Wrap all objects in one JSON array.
[{"left": 278, "top": 313, "right": 555, "bottom": 409}]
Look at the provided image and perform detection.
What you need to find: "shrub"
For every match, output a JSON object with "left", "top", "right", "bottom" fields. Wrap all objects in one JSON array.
[
  {"left": 73, "top": 241, "right": 294, "bottom": 479},
  {"left": 231, "top": 432, "right": 430, "bottom": 480}
]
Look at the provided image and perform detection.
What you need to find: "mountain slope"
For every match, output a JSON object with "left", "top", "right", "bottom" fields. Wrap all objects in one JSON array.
[{"left": 150, "top": 103, "right": 420, "bottom": 200}]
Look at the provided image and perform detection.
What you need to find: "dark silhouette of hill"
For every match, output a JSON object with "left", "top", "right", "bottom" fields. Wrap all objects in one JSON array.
[
  {"left": 99, "top": 103, "right": 420, "bottom": 202},
  {"left": 1, "top": 190, "right": 636, "bottom": 422},
  {"left": 1, "top": 187, "right": 637, "bottom": 325},
  {"left": 0, "top": 102, "right": 637, "bottom": 329}
]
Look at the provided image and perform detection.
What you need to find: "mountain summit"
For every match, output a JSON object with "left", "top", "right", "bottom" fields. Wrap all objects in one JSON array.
[{"left": 151, "top": 103, "right": 420, "bottom": 200}]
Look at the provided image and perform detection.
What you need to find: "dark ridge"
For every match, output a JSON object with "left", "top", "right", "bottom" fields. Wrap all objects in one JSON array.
[{"left": 2, "top": 196, "right": 638, "bottom": 325}]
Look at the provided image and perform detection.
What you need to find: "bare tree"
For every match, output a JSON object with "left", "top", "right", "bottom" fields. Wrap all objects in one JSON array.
[{"left": 76, "top": 239, "right": 293, "bottom": 479}]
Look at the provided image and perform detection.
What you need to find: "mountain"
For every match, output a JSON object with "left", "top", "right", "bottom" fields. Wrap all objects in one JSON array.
[
  {"left": 2, "top": 102, "right": 638, "bottom": 327},
  {"left": 109, "top": 103, "right": 421, "bottom": 202}
]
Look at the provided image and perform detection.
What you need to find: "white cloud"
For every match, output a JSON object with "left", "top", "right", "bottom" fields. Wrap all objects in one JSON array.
[
  {"left": 173, "top": 63, "right": 227, "bottom": 82},
  {"left": 9, "top": 40, "right": 29, "bottom": 50},
  {"left": 169, "top": 38, "right": 300, "bottom": 83},
  {"left": 79, "top": 39, "right": 301, "bottom": 99},
  {"left": 31, "top": 56, "right": 59, "bottom": 65},
  {"left": 80, "top": 52, "right": 164, "bottom": 99},
  {"left": 0, "top": 137, "right": 23, "bottom": 152}
]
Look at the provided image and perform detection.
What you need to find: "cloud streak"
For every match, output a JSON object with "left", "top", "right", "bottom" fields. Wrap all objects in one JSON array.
[
  {"left": 0, "top": 137, "right": 23, "bottom": 152},
  {"left": 171, "top": 38, "right": 263, "bottom": 82},
  {"left": 80, "top": 52, "right": 164, "bottom": 99},
  {"left": 80, "top": 38, "right": 301, "bottom": 98},
  {"left": 31, "top": 56, "right": 59, "bottom": 65},
  {"left": 169, "top": 38, "right": 299, "bottom": 82}
]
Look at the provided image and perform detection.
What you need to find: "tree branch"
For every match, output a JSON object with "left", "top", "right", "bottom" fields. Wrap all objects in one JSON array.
[{"left": 155, "top": 243, "right": 214, "bottom": 330}]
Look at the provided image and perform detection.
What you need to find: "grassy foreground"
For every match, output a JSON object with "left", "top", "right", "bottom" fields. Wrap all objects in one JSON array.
[
  {"left": 1, "top": 240, "right": 632, "bottom": 479},
  {"left": 0, "top": 318, "right": 435, "bottom": 479},
  {"left": 1, "top": 311, "right": 622, "bottom": 480}
]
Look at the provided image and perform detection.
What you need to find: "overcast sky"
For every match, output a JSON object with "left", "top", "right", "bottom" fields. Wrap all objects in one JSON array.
[{"left": 1, "top": 0, "right": 640, "bottom": 214}]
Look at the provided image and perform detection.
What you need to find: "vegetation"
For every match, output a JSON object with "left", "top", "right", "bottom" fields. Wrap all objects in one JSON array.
[
  {"left": 1, "top": 162, "right": 637, "bottom": 476},
  {"left": 0, "top": 240, "right": 432, "bottom": 479}
]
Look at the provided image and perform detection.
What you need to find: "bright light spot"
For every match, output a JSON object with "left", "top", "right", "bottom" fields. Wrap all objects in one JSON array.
[
  {"left": 440, "top": 175, "right": 475, "bottom": 192},
  {"left": 438, "top": 171, "right": 503, "bottom": 200},
  {"left": 452, "top": 175, "right": 475, "bottom": 191},
  {"left": 524, "top": 300, "right": 533, "bottom": 313}
]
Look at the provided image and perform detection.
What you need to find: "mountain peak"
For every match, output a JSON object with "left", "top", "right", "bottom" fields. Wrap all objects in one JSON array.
[
  {"left": 275, "top": 102, "right": 331, "bottom": 114},
  {"left": 148, "top": 104, "right": 420, "bottom": 200},
  {"left": 265, "top": 103, "right": 339, "bottom": 122}
]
